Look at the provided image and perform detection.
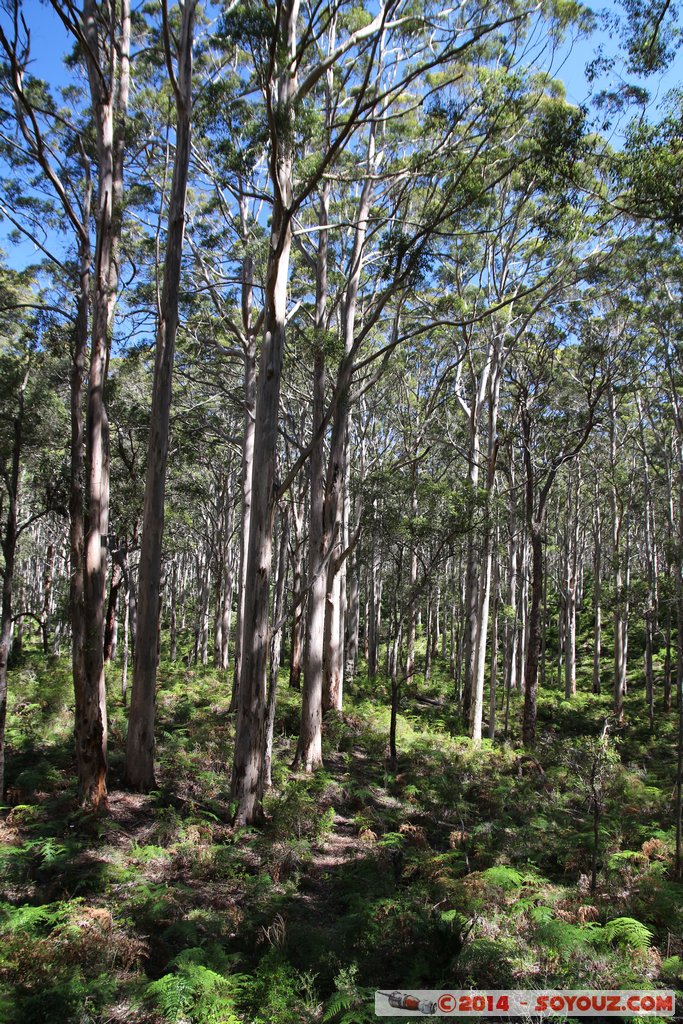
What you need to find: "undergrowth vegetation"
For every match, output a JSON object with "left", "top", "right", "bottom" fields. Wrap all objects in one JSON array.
[{"left": 1, "top": 641, "right": 681, "bottom": 1022}]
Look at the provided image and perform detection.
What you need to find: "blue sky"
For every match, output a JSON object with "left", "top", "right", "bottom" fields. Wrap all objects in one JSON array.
[{"left": 1, "top": 0, "right": 682, "bottom": 273}]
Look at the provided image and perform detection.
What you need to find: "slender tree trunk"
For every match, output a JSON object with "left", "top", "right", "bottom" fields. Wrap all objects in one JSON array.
[
  {"left": 424, "top": 597, "right": 432, "bottom": 680},
  {"left": 70, "top": 232, "right": 90, "bottom": 796},
  {"left": 198, "top": 547, "right": 210, "bottom": 667},
  {"left": 368, "top": 537, "right": 382, "bottom": 679},
  {"left": 564, "top": 472, "right": 580, "bottom": 699},
  {"left": 506, "top": 519, "right": 519, "bottom": 695},
  {"left": 295, "top": 173, "right": 330, "bottom": 770},
  {"left": 169, "top": 555, "right": 178, "bottom": 662},
  {"left": 265, "top": 506, "right": 289, "bottom": 788},
  {"left": 346, "top": 548, "right": 360, "bottom": 684},
  {"left": 125, "top": 1, "right": 195, "bottom": 790},
  {"left": 0, "top": 528, "right": 16, "bottom": 802},
  {"left": 220, "top": 535, "right": 234, "bottom": 672},
  {"left": 296, "top": 346, "right": 325, "bottom": 766},
  {"left": 488, "top": 535, "right": 499, "bottom": 741},
  {"left": 232, "top": 1, "right": 299, "bottom": 823},
  {"left": 76, "top": 0, "right": 130, "bottom": 810},
  {"left": 103, "top": 556, "right": 123, "bottom": 664},
  {"left": 0, "top": 376, "right": 24, "bottom": 799},
  {"left": 470, "top": 540, "right": 492, "bottom": 741},
  {"left": 230, "top": 252, "right": 257, "bottom": 711},
  {"left": 288, "top": 487, "right": 305, "bottom": 688},
  {"left": 522, "top": 522, "right": 543, "bottom": 747},
  {"left": 41, "top": 541, "right": 55, "bottom": 655},
  {"left": 323, "top": 560, "right": 343, "bottom": 712},
  {"left": 121, "top": 580, "right": 130, "bottom": 706},
  {"left": 518, "top": 534, "right": 529, "bottom": 692},
  {"left": 592, "top": 494, "right": 602, "bottom": 695}
]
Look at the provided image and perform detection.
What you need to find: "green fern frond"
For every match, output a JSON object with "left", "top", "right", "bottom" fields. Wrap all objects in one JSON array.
[
  {"left": 603, "top": 916, "right": 653, "bottom": 950},
  {"left": 146, "top": 953, "right": 245, "bottom": 1024},
  {"left": 482, "top": 866, "right": 524, "bottom": 890},
  {"left": 324, "top": 991, "right": 355, "bottom": 1021},
  {"left": 661, "top": 955, "right": 683, "bottom": 980}
]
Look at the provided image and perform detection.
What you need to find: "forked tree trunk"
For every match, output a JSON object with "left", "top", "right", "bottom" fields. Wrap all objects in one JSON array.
[{"left": 231, "top": 0, "right": 299, "bottom": 824}]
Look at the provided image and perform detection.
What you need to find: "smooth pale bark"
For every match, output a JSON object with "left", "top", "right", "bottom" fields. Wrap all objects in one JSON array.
[
  {"left": 522, "top": 523, "right": 543, "bottom": 747},
  {"left": 432, "top": 585, "right": 441, "bottom": 660},
  {"left": 169, "top": 556, "right": 178, "bottom": 661},
  {"left": 211, "top": 481, "right": 234, "bottom": 671},
  {"left": 288, "top": 487, "right": 305, "bottom": 689},
  {"left": 541, "top": 538, "right": 548, "bottom": 687},
  {"left": 488, "top": 540, "right": 500, "bottom": 741},
  {"left": 363, "top": 568, "right": 370, "bottom": 663},
  {"left": 610, "top": 393, "right": 626, "bottom": 722},
  {"left": 592, "top": 492, "right": 602, "bottom": 695},
  {"left": 41, "top": 541, "right": 55, "bottom": 655},
  {"left": 321, "top": 126, "right": 374, "bottom": 714},
  {"left": 470, "top": 544, "right": 492, "bottom": 741},
  {"left": 125, "top": 0, "right": 195, "bottom": 791},
  {"left": 230, "top": 237, "right": 257, "bottom": 711},
  {"left": 459, "top": 338, "right": 497, "bottom": 722},
  {"left": 197, "top": 546, "right": 211, "bottom": 667},
  {"left": 231, "top": 0, "right": 299, "bottom": 823},
  {"left": 406, "top": 481, "right": 418, "bottom": 689},
  {"left": 462, "top": 533, "right": 478, "bottom": 717},
  {"left": 423, "top": 598, "right": 432, "bottom": 680},
  {"left": 70, "top": 237, "right": 90, "bottom": 785},
  {"left": 295, "top": 167, "right": 330, "bottom": 769},
  {"left": 388, "top": 629, "right": 400, "bottom": 770},
  {"left": 220, "top": 524, "right": 234, "bottom": 672},
  {"left": 564, "top": 472, "right": 580, "bottom": 699},
  {"left": 666, "top": 354, "right": 683, "bottom": 876},
  {"left": 265, "top": 506, "right": 289, "bottom": 788},
  {"left": 296, "top": 348, "right": 326, "bottom": 770},
  {"left": 470, "top": 354, "right": 502, "bottom": 740},
  {"left": 637, "top": 401, "right": 657, "bottom": 728},
  {"left": 450, "top": 600, "right": 457, "bottom": 681},
  {"left": 346, "top": 548, "right": 360, "bottom": 683},
  {"left": 323, "top": 565, "right": 343, "bottom": 711}
]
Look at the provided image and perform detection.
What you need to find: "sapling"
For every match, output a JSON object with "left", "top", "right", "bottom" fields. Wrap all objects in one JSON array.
[{"left": 565, "top": 727, "right": 621, "bottom": 892}]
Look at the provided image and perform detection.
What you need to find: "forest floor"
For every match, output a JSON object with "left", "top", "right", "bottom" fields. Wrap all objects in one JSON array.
[{"left": 1, "top": 646, "right": 683, "bottom": 1023}]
